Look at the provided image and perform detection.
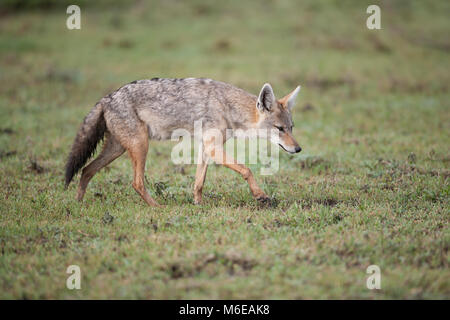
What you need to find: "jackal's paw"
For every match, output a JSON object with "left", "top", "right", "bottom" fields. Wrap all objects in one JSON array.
[
  {"left": 256, "top": 195, "right": 278, "bottom": 208},
  {"left": 149, "top": 201, "right": 164, "bottom": 208},
  {"left": 256, "top": 195, "right": 270, "bottom": 204},
  {"left": 193, "top": 194, "right": 202, "bottom": 205}
]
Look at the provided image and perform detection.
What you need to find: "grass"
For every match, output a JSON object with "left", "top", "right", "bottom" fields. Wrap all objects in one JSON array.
[{"left": 0, "top": 0, "right": 449, "bottom": 299}]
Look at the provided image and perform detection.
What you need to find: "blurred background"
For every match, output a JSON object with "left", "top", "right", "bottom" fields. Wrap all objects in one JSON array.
[{"left": 0, "top": 0, "right": 449, "bottom": 299}]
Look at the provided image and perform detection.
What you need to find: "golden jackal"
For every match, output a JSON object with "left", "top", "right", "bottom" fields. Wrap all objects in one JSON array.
[{"left": 65, "top": 78, "right": 302, "bottom": 206}]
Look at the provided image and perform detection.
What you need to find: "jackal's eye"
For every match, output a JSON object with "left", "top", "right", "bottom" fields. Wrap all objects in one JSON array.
[{"left": 275, "top": 126, "right": 284, "bottom": 132}]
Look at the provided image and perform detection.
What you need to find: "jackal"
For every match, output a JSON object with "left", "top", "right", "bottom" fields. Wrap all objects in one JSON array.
[{"left": 65, "top": 78, "right": 302, "bottom": 206}]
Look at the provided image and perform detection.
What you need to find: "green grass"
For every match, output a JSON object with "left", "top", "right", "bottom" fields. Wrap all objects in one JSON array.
[{"left": 0, "top": 0, "right": 449, "bottom": 299}]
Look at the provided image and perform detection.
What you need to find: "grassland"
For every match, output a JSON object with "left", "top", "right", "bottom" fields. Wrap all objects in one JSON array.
[{"left": 0, "top": 0, "right": 449, "bottom": 299}]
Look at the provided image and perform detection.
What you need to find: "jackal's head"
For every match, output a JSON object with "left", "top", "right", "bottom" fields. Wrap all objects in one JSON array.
[{"left": 255, "top": 83, "right": 302, "bottom": 154}]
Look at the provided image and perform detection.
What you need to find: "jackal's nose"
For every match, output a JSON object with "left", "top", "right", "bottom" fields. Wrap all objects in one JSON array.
[{"left": 295, "top": 146, "right": 302, "bottom": 153}]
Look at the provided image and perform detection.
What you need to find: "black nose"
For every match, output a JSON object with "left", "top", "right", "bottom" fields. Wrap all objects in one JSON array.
[{"left": 295, "top": 146, "right": 302, "bottom": 153}]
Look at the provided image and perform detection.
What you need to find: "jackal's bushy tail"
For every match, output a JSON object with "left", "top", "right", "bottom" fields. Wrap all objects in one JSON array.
[{"left": 65, "top": 103, "right": 106, "bottom": 187}]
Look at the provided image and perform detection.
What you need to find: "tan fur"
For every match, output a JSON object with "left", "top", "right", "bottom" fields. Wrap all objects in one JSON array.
[{"left": 65, "top": 78, "right": 302, "bottom": 206}]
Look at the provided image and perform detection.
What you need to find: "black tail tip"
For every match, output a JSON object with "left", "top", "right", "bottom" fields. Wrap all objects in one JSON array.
[{"left": 64, "top": 167, "right": 74, "bottom": 189}]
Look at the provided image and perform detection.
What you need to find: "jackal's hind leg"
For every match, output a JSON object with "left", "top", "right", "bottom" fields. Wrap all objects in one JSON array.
[
  {"left": 77, "top": 132, "right": 125, "bottom": 201},
  {"left": 125, "top": 126, "right": 161, "bottom": 207}
]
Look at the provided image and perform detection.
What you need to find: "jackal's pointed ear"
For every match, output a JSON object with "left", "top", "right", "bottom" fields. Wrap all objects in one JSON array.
[
  {"left": 257, "top": 83, "right": 275, "bottom": 112},
  {"left": 279, "top": 85, "right": 301, "bottom": 110}
]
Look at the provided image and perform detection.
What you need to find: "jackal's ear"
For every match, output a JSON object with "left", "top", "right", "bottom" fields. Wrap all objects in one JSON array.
[
  {"left": 279, "top": 85, "right": 301, "bottom": 110},
  {"left": 257, "top": 83, "right": 275, "bottom": 112}
]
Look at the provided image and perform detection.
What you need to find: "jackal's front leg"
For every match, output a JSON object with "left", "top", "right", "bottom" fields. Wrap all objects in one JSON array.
[
  {"left": 194, "top": 157, "right": 208, "bottom": 204},
  {"left": 124, "top": 124, "right": 162, "bottom": 207},
  {"left": 222, "top": 161, "right": 269, "bottom": 202},
  {"left": 205, "top": 143, "right": 269, "bottom": 202}
]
